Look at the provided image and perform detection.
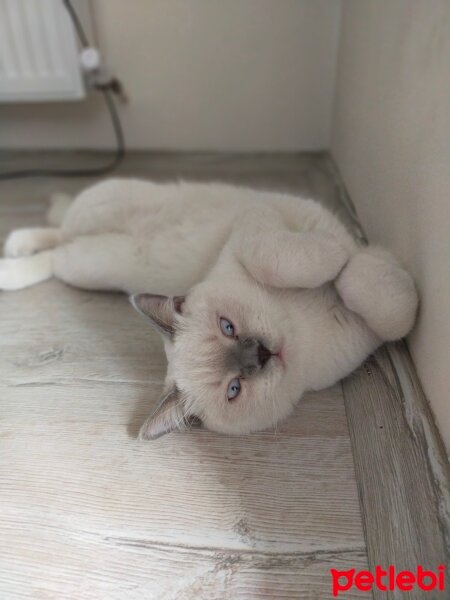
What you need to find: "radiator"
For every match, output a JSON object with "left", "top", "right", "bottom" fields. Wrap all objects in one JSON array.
[{"left": 0, "top": 0, "right": 88, "bottom": 102}]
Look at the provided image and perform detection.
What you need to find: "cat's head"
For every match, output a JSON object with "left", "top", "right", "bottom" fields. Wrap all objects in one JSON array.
[
  {"left": 131, "top": 277, "right": 302, "bottom": 439},
  {"left": 131, "top": 235, "right": 418, "bottom": 440}
]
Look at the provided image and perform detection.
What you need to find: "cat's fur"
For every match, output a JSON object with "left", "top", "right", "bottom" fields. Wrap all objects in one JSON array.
[{"left": 1, "top": 179, "right": 418, "bottom": 438}]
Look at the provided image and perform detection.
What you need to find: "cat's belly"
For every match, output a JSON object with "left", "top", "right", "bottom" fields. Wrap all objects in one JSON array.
[
  {"left": 59, "top": 179, "right": 239, "bottom": 295},
  {"left": 58, "top": 178, "right": 356, "bottom": 295},
  {"left": 131, "top": 223, "right": 233, "bottom": 295},
  {"left": 61, "top": 179, "right": 239, "bottom": 241}
]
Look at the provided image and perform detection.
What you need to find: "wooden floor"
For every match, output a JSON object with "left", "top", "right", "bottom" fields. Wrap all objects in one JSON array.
[{"left": 0, "top": 152, "right": 448, "bottom": 599}]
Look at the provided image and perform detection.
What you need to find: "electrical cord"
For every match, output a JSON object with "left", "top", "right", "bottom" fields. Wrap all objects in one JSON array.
[
  {"left": 62, "top": 0, "right": 89, "bottom": 47},
  {"left": 0, "top": 0, "right": 125, "bottom": 181}
]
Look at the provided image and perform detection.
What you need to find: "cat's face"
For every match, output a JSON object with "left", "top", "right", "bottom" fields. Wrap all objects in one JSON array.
[{"left": 131, "top": 279, "right": 303, "bottom": 439}]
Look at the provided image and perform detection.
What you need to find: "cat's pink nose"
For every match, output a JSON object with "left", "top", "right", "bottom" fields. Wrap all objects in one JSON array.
[{"left": 257, "top": 343, "right": 272, "bottom": 369}]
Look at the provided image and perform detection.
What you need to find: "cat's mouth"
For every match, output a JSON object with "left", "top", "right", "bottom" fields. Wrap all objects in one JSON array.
[
  {"left": 274, "top": 347, "right": 285, "bottom": 368},
  {"left": 258, "top": 342, "right": 285, "bottom": 370}
]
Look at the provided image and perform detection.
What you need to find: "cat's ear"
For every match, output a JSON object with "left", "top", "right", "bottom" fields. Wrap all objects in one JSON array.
[
  {"left": 238, "top": 231, "right": 349, "bottom": 289},
  {"left": 130, "top": 294, "right": 185, "bottom": 338},
  {"left": 139, "top": 387, "right": 186, "bottom": 440}
]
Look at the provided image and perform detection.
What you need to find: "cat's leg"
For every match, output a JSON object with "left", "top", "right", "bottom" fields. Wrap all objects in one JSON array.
[
  {"left": 335, "top": 247, "right": 418, "bottom": 341},
  {"left": 52, "top": 234, "right": 152, "bottom": 294},
  {"left": 60, "top": 179, "right": 154, "bottom": 239},
  {"left": 4, "top": 227, "right": 61, "bottom": 258},
  {"left": 0, "top": 234, "right": 154, "bottom": 294},
  {"left": 0, "top": 251, "right": 53, "bottom": 291},
  {"left": 238, "top": 230, "right": 350, "bottom": 288}
]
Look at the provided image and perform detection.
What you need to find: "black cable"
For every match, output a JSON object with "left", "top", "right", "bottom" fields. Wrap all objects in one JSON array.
[
  {"left": 0, "top": 0, "right": 125, "bottom": 181},
  {"left": 62, "top": 0, "right": 89, "bottom": 46}
]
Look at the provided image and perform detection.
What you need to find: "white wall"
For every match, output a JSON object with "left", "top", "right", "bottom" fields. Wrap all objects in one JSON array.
[
  {"left": 331, "top": 0, "right": 450, "bottom": 452},
  {"left": 0, "top": 0, "right": 341, "bottom": 151}
]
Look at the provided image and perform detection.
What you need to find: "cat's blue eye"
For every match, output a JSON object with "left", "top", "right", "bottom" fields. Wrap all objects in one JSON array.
[
  {"left": 220, "top": 317, "right": 235, "bottom": 337},
  {"left": 227, "top": 377, "right": 241, "bottom": 401}
]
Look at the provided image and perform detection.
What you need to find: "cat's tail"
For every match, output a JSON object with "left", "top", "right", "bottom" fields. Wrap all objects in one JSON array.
[{"left": 46, "top": 192, "right": 73, "bottom": 227}]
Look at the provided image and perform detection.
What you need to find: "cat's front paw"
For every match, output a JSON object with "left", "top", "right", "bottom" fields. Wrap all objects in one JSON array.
[{"left": 335, "top": 247, "right": 418, "bottom": 341}]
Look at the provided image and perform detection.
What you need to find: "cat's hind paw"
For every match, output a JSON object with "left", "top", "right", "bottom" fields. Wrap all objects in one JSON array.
[{"left": 3, "top": 228, "right": 61, "bottom": 258}]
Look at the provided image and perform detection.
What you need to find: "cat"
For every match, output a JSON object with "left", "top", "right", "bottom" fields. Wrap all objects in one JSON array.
[{"left": 0, "top": 179, "right": 418, "bottom": 439}]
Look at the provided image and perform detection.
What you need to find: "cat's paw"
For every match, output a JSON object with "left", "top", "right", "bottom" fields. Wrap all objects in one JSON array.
[
  {"left": 4, "top": 228, "right": 60, "bottom": 258},
  {"left": 335, "top": 247, "right": 418, "bottom": 341},
  {"left": 4, "top": 229, "right": 39, "bottom": 257}
]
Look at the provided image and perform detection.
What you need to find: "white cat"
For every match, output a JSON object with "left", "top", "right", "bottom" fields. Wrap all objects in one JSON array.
[{"left": 1, "top": 179, "right": 418, "bottom": 439}]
